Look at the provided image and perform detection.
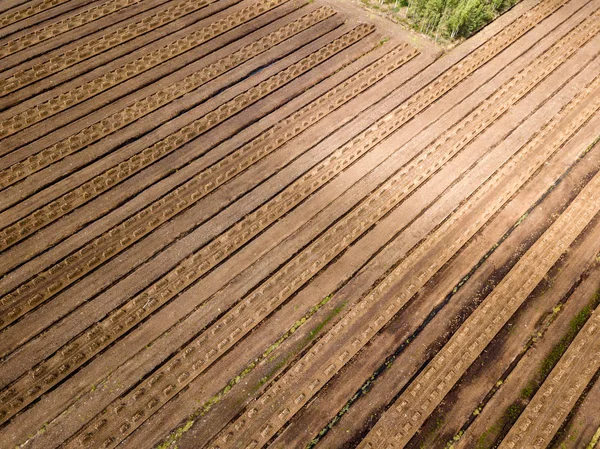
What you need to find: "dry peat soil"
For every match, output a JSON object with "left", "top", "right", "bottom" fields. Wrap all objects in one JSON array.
[{"left": 0, "top": 0, "right": 600, "bottom": 447}]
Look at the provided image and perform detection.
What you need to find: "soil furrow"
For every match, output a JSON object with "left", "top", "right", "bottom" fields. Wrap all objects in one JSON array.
[
  {"left": 1, "top": 0, "right": 594, "bottom": 445},
  {"left": 0, "top": 6, "right": 339, "bottom": 247},
  {"left": 52, "top": 3, "right": 592, "bottom": 444},
  {"left": 0, "top": 30, "right": 394, "bottom": 364},
  {"left": 0, "top": 23, "right": 374, "bottom": 329},
  {"left": 0, "top": 0, "right": 143, "bottom": 59},
  {"left": 0, "top": 0, "right": 72, "bottom": 28},
  {"left": 62, "top": 15, "right": 595, "bottom": 448},
  {"left": 66, "top": 32, "right": 596, "bottom": 447},
  {"left": 549, "top": 374, "right": 600, "bottom": 449},
  {"left": 0, "top": 2, "right": 326, "bottom": 219},
  {"left": 0, "top": 0, "right": 244, "bottom": 108},
  {"left": 0, "top": 37, "right": 417, "bottom": 448},
  {"left": 0, "top": 23, "right": 377, "bottom": 425},
  {"left": 268, "top": 43, "right": 600, "bottom": 449},
  {"left": 358, "top": 96, "right": 600, "bottom": 449},
  {"left": 0, "top": 0, "right": 292, "bottom": 143},
  {"left": 0, "top": 0, "right": 218, "bottom": 97},
  {"left": 208, "top": 57, "right": 600, "bottom": 449}
]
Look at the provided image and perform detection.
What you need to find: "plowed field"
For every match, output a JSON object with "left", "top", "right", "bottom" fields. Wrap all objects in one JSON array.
[{"left": 1, "top": 0, "right": 599, "bottom": 447}]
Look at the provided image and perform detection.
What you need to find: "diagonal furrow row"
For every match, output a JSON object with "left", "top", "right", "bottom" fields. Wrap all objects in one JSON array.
[
  {"left": 0, "top": 0, "right": 569, "bottom": 432},
  {"left": 0, "top": 0, "right": 566, "bottom": 143},
  {"left": 499, "top": 303, "right": 600, "bottom": 448},
  {"left": 0, "top": 0, "right": 143, "bottom": 59},
  {"left": 0, "top": 0, "right": 69, "bottom": 28},
  {"left": 0, "top": 23, "right": 376, "bottom": 331},
  {"left": 0, "top": 0, "right": 290, "bottom": 141},
  {"left": 0, "top": 6, "right": 337, "bottom": 214},
  {"left": 0, "top": 23, "right": 386, "bottom": 425},
  {"left": 206, "top": 30, "right": 600, "bottom": 449},
  {"left": 70, "top": 11, "right": 600, "bottom": 449},
  {"left": 359, "top": 106, "right": 600, "bottom": 449},
  {"left": 205, "top": 25, "right": 600, "bottom": 449},
  {"left": 3, "top": 0, "right": 598, "bottom": 446},
  {"left": 368, "top": 0, "right": 566, "bottom": 138},
  {"left": 0, "top": 0, "right": 567, "bottom": 145},
  {"left": 0, "top": 0, "right": 217, "bottom": 97}
]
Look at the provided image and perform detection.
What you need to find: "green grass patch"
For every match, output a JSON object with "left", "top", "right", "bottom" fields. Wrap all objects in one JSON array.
[
  {"left": 409, "top": 0, "right": 518, "bottom": 39},
  {"left": 305, "top": 302, "right": 346, "bottom": 341},
  {"left": 363, "top": 0, "right": 518, "bottom": 40},
  {"left": 477, "top": 288, "right": 600, "bottom": 448},
  {"left": 475, "top": 402, "right": 524, "bottom": 449},
  {"left": 538, "top": 292, "right": 600, "bottom": 380},
  {"left": 156, "top": 294, "right": 337, "bottom": 448}
]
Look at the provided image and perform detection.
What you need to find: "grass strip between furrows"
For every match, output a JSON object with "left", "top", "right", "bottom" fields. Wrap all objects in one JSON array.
[
  {"left": 358, "top": 89, "right": 600, "bottom": 449},
  {"left": 588, "top": 425, "right": 600, "bottom": 449},
  {"left": 446, "top": 137, "right": 600, "bottom": 449},
  {"left": 307, "top": 142, "right": 600, "bottom": 449},
  {"left": 157, "top": 294, "right": 336, "bottom": 449},
  {"left": 499, "top": 291, "right": 600, "bottom": 448},
  {"left": 454, "top": 273, "right": 600, "bottom": 449},
  {"left": 442, "top": 135, "right": 600, "bottom": 449}
]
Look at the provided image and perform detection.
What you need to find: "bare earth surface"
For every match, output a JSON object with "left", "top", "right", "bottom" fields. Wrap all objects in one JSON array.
[{"left": 0, "top": 0, "right": 599, "bottom": 448}]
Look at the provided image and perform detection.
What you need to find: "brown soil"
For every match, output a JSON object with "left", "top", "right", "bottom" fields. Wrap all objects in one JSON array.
[{"left": 0, "top": 0, "right": 598, "bottom": 448}]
